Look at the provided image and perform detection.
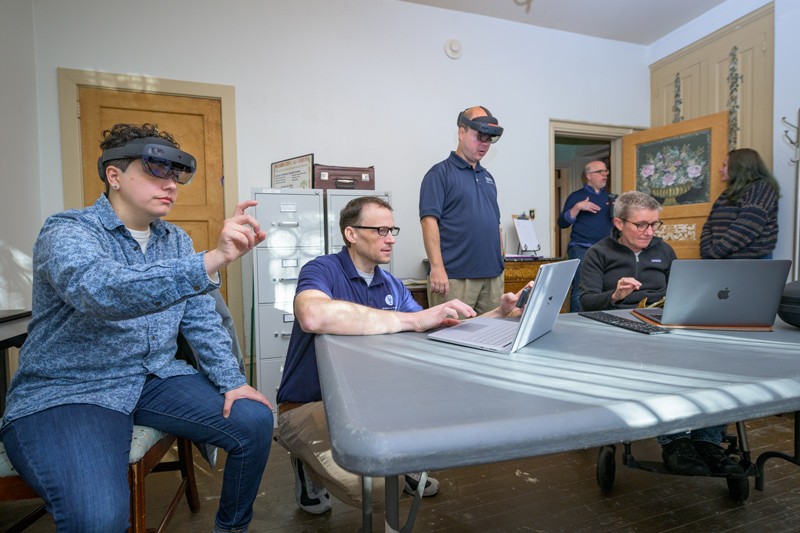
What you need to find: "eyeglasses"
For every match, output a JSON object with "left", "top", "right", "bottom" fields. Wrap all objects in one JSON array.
[
  {"left": 351, "top": 225, "right": 400, "bottom": 236},
  {"left": 587, "top": 169, "right": 609, "bottom": 176},
  {"left": 141, "top": 156, "right": 195, "bottom": 185},
  {"left": 622, "top": 219, "right": 663, "bottom": 232}
]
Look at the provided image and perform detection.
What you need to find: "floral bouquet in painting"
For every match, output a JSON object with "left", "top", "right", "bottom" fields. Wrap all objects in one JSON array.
[{"left": 636, "top": 143, "right": 708, "bottom": 206}]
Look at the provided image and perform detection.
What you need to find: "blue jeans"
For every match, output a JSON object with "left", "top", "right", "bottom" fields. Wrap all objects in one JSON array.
[
  {"left": 1, "top": 373, "right": 273, "bottom": 533},
  {"left": 657, "top": 424, "right": 726, "bottom": 447},
  {"left": 567, "top": 244, "right": 590, "bottom": 312}
]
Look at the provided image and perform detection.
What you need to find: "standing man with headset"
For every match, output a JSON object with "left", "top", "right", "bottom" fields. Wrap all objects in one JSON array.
[
  {"left": 557, "top": 160, "right": 615, "bottom": 312},
  {"left": 419, "top": 106, "right": 505, "bottom": 315}
]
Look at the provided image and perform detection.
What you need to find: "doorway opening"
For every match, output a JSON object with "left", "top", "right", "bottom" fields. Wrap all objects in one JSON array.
[
  {"left": 549, "top": 120, "right": 640, "bottom": 257},
  {"left": 554, "top": 137, "right": 611, "bottom": 257}
]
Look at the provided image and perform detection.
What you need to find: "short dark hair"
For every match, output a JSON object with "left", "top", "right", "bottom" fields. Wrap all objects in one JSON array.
[
  {"left": 98, "top": 123, "right": 179, "bottom": 191},
  {"left": 339, "top": 196, "right": 393, "bottom": 246}
]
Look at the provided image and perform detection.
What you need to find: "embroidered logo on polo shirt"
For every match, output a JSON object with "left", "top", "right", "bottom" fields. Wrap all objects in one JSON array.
[
  {"left": 485, "top": 176, "right": 495, "bottom": 185},
  {"left": 385, "top": 294, "right": 394, "bottom": 307}
]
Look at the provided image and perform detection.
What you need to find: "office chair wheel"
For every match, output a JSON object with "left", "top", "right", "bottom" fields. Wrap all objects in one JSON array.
[
  {"left": 726, "top": 475, "right": 749, "bottom": 502},
  {"left": 596, "top": 445, "right": 616, "bottom": 493}
]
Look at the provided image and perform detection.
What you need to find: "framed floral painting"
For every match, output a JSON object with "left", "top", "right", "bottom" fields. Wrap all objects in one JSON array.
[
  {"left": 622, "top": 111, "right": 728, "bottom": 259},
  {"left": 635, "top": 130, "right": 710, "bottom": 206}
]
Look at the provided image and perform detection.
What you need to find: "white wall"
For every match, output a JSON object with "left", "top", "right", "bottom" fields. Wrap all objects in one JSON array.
[
  {"left": 24, "top": 0, "right": 649, "bottom": 282},
  {"left": 0, "top": 0, "right": 39, "bottom": 309},
  {"left": 772, "top": 1, "right": 800, "bottom": 266},
  {"left": 12, "top": 0, "right": 797, "bottom": 317}
]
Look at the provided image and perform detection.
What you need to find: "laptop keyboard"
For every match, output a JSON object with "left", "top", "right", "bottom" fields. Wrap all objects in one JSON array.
[
  {"left": 579, "top": 311, "right": 669, "bottom": 335},
  {"left": 468, "top": 320, "right": 519, "bottom": 346}
]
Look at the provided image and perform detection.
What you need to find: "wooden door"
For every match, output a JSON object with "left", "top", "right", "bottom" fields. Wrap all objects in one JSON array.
[
  {"left": 622, "top": 112, "right": 728, "bottom": 259},
  {"left": 79, "top": 88, "right": 227, "bottom": 298},
  {"left": 650, "top": 4, "right": 773, "bottom": 164}
]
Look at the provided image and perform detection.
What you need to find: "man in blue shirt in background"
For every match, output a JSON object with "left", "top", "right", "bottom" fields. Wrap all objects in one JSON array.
[{"left": 557, "top": 160, "right": 614, "bottom": 312}]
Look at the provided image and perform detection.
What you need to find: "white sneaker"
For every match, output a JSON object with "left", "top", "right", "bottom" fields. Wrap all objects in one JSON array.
[
  {"left": 291, "top": 455, "right": 332, "bottom": 514},
  {"left": 403, "top": 472, "right": 439, "bottom": 497}
]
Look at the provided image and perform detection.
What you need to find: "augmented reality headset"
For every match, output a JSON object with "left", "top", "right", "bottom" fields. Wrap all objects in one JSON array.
[
  {"left": 97, "top": 137, "right": 197, "bottom": 185},
  {"left": 457, "top": 109, "right": 503, "bottom": 143}
]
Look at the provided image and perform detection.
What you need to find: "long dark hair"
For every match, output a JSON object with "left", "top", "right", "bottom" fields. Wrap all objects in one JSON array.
[{"left": 723, "top": 148, "right": 780, "bottom": 203}]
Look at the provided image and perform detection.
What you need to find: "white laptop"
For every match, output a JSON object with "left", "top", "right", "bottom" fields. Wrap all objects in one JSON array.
[
  {"left": 428, "top": 259, "right": 579, "bottom": 353},
  {"left": 632, "top": 259, "right": 791, "bottom": 330}
]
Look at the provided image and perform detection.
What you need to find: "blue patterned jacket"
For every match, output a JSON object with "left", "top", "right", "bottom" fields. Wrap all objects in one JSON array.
[{"left": 1, "top": 195, "right": 245, "bottom": 427}]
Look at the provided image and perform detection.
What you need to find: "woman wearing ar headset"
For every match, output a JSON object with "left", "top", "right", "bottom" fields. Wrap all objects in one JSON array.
[{"left": 1, "top": 123, "right": 273, "bottom": 533}]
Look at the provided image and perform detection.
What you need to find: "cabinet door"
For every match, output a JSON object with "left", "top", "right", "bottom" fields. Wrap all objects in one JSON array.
[
  {"left": 254, "top": 191, "right": 324, "bottom": 249},
  {"left": 649, "top": 5, "right": 773, "bottom": 161},
  {"left": 256, "top": 303, "right": 295, "bottom": 360},
  {"left": 254, "top": 248, "right": 322, "bottom": 304}
]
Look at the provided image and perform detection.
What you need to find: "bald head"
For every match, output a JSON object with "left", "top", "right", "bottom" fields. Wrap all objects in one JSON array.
[{"left": 464, "top": 106, "right": 489, "bottom": 121}]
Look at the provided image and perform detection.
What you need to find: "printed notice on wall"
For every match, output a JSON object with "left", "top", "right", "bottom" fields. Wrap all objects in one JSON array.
[{"left": 271, "top": 154, "right": 314, "bottom": 188}]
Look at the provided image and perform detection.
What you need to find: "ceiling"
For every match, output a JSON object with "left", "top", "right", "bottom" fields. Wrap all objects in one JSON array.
[{"left": 399, "top": 0, "right": 730, "bottom": 45}]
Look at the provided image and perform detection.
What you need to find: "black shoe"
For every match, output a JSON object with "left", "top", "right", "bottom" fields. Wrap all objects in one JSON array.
[
  {"left": 692, "top": 441, "right": 745, "bottom": 475},
  {"left": 403, "top": 472, "right": 439, "bottom": 497},
  {"left": 662, "top": 440, "right": 711, "bottom": 475}
]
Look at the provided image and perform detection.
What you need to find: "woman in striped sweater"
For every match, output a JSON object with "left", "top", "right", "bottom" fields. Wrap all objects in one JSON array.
[{"left": 700, "top": 148, "right": 780, "bottom": 259}]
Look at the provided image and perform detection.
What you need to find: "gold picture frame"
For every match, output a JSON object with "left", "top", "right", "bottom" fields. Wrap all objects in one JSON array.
[{"left": 622, "top": 111, "right": 728, "bottom": 258}]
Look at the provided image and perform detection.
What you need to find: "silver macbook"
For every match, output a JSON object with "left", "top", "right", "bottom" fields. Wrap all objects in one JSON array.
[
  {"left": 428, "top": 259, "right": 579, "bottom": 353},
  {"left": 632, "top": 259, "right": 790, "bottom": 328}
]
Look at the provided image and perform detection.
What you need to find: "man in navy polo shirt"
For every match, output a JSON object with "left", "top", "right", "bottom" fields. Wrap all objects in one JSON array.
[
  {"left": 557, "top": 160, "right": 614, "bottom": 312},
  {"left": 275, "top": 196, "right": 522, "bottom": 515},
  {"left": 419, "top": 105, "right": 505, "bottom": 315}
]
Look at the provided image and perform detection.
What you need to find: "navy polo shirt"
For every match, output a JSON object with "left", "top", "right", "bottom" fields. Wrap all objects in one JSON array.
[
  {"left": 277, "top": 247, "right": 421, "bottom": 404},
  {"left": 419, "top": 151, "right": 503, "bottom": 279}
]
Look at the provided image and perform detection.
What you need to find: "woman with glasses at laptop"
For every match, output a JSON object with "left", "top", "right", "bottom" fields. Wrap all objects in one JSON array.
[
  {"left": 0, "top": 123, "right": 274, "bottom": 533},
  {"left": 701, "top": 148, "right": 779, "bottom": 260},
  {"left": 579, "top": 191, "right": 676, "bottom": 312},
  {"left": 579, "top": 191, "right": 743, "bottom": 477}
]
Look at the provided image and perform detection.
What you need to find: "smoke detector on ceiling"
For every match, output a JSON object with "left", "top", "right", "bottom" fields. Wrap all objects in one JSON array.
[{"left": 444, "top": 39, "right": 462, "bottom": 59}]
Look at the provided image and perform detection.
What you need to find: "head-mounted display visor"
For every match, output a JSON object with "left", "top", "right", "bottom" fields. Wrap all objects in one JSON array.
[
  {"left": 457, "top": 112, "right": 504, "bottom": 143},
  {"left": 97, "top": 138, "right": 197, "bottom": 185}
]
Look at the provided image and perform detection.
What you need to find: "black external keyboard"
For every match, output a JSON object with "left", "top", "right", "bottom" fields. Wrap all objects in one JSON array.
[{"left": 579, "top": 311, "right": 670, "bottom": 335}]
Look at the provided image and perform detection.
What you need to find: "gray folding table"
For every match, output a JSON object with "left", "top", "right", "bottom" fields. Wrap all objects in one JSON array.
[{"left": 316, "top": 312, "right": 800, "bottom": 531}]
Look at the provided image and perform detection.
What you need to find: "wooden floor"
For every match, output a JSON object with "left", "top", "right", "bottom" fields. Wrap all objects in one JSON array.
[{"left": 3, "top": 415, "right": 800, "bottom": 532}]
